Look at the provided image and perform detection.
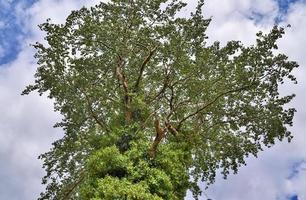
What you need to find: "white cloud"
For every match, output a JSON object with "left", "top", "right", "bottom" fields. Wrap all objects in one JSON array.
[
  {"left": 286, "top": 162, "right": 306, "bottom": 199},
  {"left": 0, "top": 49, "right": 62, "bottom": 199},
  {"left": 203, "top": 0, "right": 280, "bottom": 46}
]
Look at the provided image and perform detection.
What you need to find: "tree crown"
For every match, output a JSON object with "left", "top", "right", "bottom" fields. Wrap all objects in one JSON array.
[{"left": 23, "top": 0, "right": 298, "bottom": 199}]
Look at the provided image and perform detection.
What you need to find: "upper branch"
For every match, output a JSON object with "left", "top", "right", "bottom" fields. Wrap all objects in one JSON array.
[
  {"left": 115, "top": 56, "right": 132, "bottom": 123},
  {"left": 78, "top": 87, "right": 110, "bottom": 132},
  {"left": 116, "top": 56, "right": 129, "bottom": 94},
  {"left": 165, "top": 85, "right": 175, "bottom": 120},
  {"left": 177, "top": 85, "right": 252, "bottom": 130},
  {"left": 133, "top": 47, "right": 157, "bottom": 92},
  {"left": 146, "top": 65, "right": 171, "bottom": 104},
  {"left": 85, "top": 95, "right": 110, "bottom": 132}
]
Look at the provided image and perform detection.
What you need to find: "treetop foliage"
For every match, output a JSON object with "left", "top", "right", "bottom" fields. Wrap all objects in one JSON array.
[{"left": 23, "top": 0, "right": 298, "bottom": 199}]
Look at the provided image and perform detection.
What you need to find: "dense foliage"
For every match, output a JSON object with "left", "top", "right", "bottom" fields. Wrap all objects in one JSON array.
[{"left": 23, "top": 0, "right": 298, "bottom": 199}]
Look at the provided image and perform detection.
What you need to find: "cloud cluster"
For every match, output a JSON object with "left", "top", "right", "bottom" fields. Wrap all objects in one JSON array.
[
  {"left": 0, "top": 0, "right": 305, "bottom": 200},
  {"left": 0, "top": 36, "right": 62, "bottom": 200}
]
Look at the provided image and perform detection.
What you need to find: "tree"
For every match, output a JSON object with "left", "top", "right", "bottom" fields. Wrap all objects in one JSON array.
[{"left": 23, "top": 0, "right": 298, "bottom": 199}]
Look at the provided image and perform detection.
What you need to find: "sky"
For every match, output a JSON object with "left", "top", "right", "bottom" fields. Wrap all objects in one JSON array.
[{"left": 0, "top": 0, "right": 305, "bottom": 200}]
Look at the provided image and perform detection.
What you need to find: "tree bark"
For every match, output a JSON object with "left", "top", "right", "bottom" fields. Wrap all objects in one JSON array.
[
  {"left": 116, "top": 56, "right": 132, "bottom": 124},
  {"left": 149, "top": 119, "right": 165, "bottom": 158}
]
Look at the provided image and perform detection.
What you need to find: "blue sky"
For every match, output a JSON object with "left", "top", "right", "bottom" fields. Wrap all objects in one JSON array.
[
  {"left": 0, "top": 0, "right": 306, "bottom": 200},
  {"left": 289, "top": 194, "right": 299, "bottom": 200},
  {"left": 278, "top": 0, "right": 300, "bottom": 12},
  {"left": 0, "top": 0, "right": 37, "bottom": 64}
]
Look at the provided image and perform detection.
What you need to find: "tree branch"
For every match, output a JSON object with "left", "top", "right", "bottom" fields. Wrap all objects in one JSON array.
[
  {"left": 149, "top": 118, "right": 165, "bottom": 159},
  {"left": 177, "top": 85, "right": 251, "bottom": 130},
  {"left": 133, "top": 47, "right": 157, "bottom": 92},
  {"left": 61, "top": 170, "right": 85, "bottom": 200},
  {"left": 165, "top": 85, "right": 176, "bottom": 120},
  {"left": 84, "top": 94, "right": 110, "bottom": 132},
  {"left": 165, "top": 121, "right": 178, "bottom": 137},
  {"left": 77, "top": 87, "right": 110, "bottom": 132},
  {"left": 116, "top": 56, "right": 132, "bottom": 123},
  {"left": 146, "top": 68, "right": 170, "bottom": 104}
]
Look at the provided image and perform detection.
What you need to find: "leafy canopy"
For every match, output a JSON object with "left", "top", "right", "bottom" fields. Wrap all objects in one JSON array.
[{"left": 23, "top": 0, "right": 298, "bottom": 199}]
